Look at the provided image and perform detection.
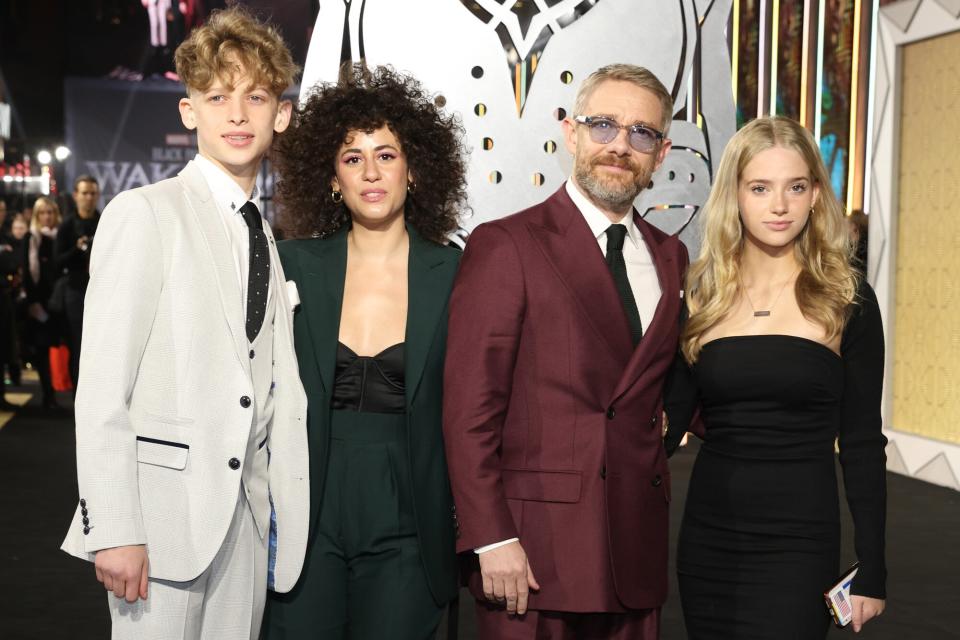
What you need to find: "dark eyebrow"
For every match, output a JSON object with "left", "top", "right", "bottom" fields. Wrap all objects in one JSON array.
[{"left": 341, "top": 144, "right": 400, "bottom": 155}]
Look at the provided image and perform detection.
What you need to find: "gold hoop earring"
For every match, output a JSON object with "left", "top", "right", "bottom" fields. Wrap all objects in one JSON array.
[
  {"left": 331, "top": 189, "right": 343, "bottom": 203},
  {"left": 407, "top": 181, "right": 417, "bottom": 194}
]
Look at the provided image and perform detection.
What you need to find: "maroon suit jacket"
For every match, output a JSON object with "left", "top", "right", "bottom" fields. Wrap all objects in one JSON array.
[{"left": 443, "top": 185, "right": 688, "bottom": 613}]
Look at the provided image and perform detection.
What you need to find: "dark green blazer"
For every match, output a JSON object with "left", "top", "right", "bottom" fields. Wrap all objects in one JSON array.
[{"left": 276, "top": 224, "right": 460, "bottom": 605}]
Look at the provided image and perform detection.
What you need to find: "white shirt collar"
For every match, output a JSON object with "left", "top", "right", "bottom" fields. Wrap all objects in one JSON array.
[
  {"left": 193, "top": 154, "right": 261, "bottom": 214},
  {"left": 565, "top": 179, "right": 641, "bottom": 248}
]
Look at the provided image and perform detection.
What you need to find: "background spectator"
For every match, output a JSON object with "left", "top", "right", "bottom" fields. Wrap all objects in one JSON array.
[
  {"left": 54, "top": 175, "right": 100, "bottom": 389},
  {"left": 22, "top": 197, "right": 63, "bottom": 409}
]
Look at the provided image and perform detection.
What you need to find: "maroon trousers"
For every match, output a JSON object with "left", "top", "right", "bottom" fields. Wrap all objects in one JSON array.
[{"left": 474, "top": 602, "right": 660, "bottom": 640}]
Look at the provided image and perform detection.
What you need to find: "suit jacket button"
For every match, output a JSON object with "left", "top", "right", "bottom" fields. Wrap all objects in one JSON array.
[
  {"left": 600, "top": 465, "right": 607, "bottom": 479},
  {"left": 652, "top": 474, "right": 662, "bottom": 487},
  {"left": 651, "top": 415, "right": 658, "bottom": 425},
  {"left": 229, "top": 457, "right": 241, "bottom": 470},
  {"left": 249, "top": 350, "right": 255, "bottom": 359},
  {"left": 606, "top": 407, "right": 616, "bottom": 419},
  {"left": 240, "top": 396, "right": 251, "bottom": 408},
  {"left": 83, "top": 527, "right": 90, "bottom": 535}
]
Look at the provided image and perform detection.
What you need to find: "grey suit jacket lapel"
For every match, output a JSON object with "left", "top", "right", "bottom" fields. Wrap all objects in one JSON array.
[{"left": 178, "top": 161, "right": 248, "bottom": 372}]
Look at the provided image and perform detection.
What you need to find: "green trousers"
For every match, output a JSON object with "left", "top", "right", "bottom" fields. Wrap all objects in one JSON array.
[{"left": 265, "top": 411, "right": 443, "bottom": 640}]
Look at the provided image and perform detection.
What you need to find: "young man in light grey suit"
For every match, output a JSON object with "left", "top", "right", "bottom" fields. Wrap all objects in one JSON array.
[{"left": 61, "top": 8, "right": 309, "bottom": 638}]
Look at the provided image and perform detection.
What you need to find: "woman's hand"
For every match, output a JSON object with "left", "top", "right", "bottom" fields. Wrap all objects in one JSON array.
[{"left": 850, "top": 595, "right": 885, "bottom": 632}]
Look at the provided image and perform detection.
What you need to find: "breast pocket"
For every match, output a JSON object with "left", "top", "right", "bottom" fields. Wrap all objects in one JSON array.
[{"left": 136, "top": 424, "right": 191, "bottom": 470}]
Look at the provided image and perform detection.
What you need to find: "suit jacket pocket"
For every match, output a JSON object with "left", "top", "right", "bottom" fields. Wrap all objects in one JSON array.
[
  {"left": 502, "top": 468, "right": 582, "bottom": 503},
  {"left": 136, "top": 434, "right": 190, "bottom": 470},
  {"left": 143, "top": 412, "right": 195, "bottom": 426}
]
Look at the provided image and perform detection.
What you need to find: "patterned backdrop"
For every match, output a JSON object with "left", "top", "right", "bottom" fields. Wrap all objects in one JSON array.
[{"left": 892, "top": 28, "right": 960, "bottom": 446}]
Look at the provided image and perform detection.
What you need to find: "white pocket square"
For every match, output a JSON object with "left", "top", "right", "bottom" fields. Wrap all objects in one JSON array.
[
  {"left": 680, "top": 289, "right": 685, "bottom": 299},
  {"left": 286, "top": 280, "right": 301, "bottom": 308}
]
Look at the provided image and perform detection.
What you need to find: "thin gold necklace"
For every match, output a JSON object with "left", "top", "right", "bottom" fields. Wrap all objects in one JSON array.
[{"left": 741, "top": 269, "right": 798, "bottom": 317}]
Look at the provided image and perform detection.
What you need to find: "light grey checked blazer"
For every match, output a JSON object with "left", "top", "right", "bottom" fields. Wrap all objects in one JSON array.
[{"left": 61, "top": 161, "right": 309, "bottom": 593}]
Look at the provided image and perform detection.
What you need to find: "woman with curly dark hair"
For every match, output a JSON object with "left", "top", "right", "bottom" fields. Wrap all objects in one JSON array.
[{"left": 263, "top": 65, "right": 467, "bottom": 640}]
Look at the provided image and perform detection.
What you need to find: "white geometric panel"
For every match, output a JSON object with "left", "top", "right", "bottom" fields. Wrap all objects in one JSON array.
[
  {"left": 884, "top": 0, "right": 923, "bottom": 32},
  {"left": 933, "top": 0, "right": 960, "bottom": 18},
  {"left": 871, "top": 33, "right": 890, "bottom": 157},
  {"left": 300, "top": 0, "right": 736, "bottom": 257},
  {"left": 695, "top": 0, "right": 717, "bottom": 16},
  {"left": 867, "top": 180, "right": 886, "bottom": 283},
  {"left": 885, "top": 440, "right": 909, "bottom": 475},
  {"left": 913, "top": 453, "right": 960, "bottom": 490}
]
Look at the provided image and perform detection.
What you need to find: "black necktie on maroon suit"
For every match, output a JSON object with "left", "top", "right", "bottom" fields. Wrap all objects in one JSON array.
[
  {"left": 239, "top": 201, "right": 270, "bottom": 343},
  {"left": 605, "top": 223, "right": 643, "bottom": 346}
]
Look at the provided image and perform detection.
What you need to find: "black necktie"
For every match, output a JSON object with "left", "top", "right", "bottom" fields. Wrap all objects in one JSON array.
[
  {"left": 605, "top": 224, "right": 643, "bottom": 345},
  {"left": 239, "top": 201, "right": 270, "bottom": 343}
]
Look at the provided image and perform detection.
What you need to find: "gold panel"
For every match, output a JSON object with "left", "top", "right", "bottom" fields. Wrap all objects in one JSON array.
[{"left": 893, "top": 30, "right": 960, "bottom": 445}]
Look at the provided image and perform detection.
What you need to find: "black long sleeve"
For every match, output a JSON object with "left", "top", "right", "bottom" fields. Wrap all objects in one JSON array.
[
  {"left": 663, "top": 349, "right": 699, "bottom": 457},
  {"left": 838, "top": 282, "right": 888, "bottom": 598}
]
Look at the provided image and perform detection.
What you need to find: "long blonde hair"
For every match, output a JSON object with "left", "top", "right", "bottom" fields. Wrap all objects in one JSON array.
[{"left": 681, "top": 116, "right": 859, "bottom": 363}]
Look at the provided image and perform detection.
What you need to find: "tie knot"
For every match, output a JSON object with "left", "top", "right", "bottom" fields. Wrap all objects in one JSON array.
[
  {"left": 606, "top": 224, "right": 628, "bottom": 251},
  {"left": 239, "top": 201, "right": 263, "bottom": 231}
]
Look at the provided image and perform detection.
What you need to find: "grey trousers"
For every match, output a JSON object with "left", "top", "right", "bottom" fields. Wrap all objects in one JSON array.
[{"left": 108, "top": 492, "right": 268, "bottom": 640}]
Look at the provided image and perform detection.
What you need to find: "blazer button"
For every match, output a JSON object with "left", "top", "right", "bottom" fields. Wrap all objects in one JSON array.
[
  {"left": 652, "top": 474, "right": 663, "bottom": 487},
  {"left": 229, "top": 457, "right": 241, "bottom": 470},
  {"left": 651, "top": 415, "right": 658, "bottom": 425},
  {"left": 606, "top": 407, "right": 616, "bottom": 420},
  {"left": 249, "top": 349, "right": 255, "bottom": 359},
  {"left": 240, "top": 396, "right": 251, "bottom": 408},
  {"left": 600, "top": 465, "right": 607, "bottom": 479}
]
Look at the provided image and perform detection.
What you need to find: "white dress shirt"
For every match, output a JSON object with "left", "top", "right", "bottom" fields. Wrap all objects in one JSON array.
[
  {"left": 194, "top": 154, "right": 273, "bottom": 317},
  {"left": 473, "top": 180, "right": 664, "bottom": 556}
]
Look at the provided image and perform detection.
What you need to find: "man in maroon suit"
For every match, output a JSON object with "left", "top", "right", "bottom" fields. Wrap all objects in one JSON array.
[{"left": 443, "top": 64, "right": 688, "bottom": 638}]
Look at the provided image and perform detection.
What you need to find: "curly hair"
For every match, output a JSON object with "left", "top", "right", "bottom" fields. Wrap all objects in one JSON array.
[
  {"left": 275, "top": 65, "right": 468, "bottom": 243},
  {"left": 174, "top": 6, "right": 298, "bottom": 97}
]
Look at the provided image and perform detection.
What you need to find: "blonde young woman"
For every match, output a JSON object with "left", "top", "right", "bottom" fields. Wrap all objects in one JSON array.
[
  {"left": 663, "top": 116, "right": 886, "bottom": 639},
  {"left": 25, "top": 197, "right": 63, "bottom": 407}
]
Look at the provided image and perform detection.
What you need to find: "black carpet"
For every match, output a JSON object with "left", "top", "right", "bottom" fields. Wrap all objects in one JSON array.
[{"left": 1, "top": 379, "right": 957, "bottom": 639}]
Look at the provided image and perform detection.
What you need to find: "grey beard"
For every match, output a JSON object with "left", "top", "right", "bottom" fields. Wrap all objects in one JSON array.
[{"left": 574, "top": 162, "right": 647, "bottom": 211}]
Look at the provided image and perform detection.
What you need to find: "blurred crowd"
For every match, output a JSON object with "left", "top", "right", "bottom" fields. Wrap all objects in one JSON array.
[{"left": 0, "top": 175, "right": 100, "bottom": 411}]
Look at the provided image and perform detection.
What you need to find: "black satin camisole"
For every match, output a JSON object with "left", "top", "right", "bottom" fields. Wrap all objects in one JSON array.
[{"left": 331, "top": 342, "right": 406, "bottom": 414}]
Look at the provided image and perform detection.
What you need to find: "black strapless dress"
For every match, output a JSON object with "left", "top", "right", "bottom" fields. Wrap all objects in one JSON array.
[{"left": 665, "top": 285, "right": 888, "bottom": 640}]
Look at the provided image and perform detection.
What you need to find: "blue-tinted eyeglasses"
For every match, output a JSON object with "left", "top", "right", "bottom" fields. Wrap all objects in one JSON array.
[{"left": 574, "top": 115, "right": 664, "bottom": 154}]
